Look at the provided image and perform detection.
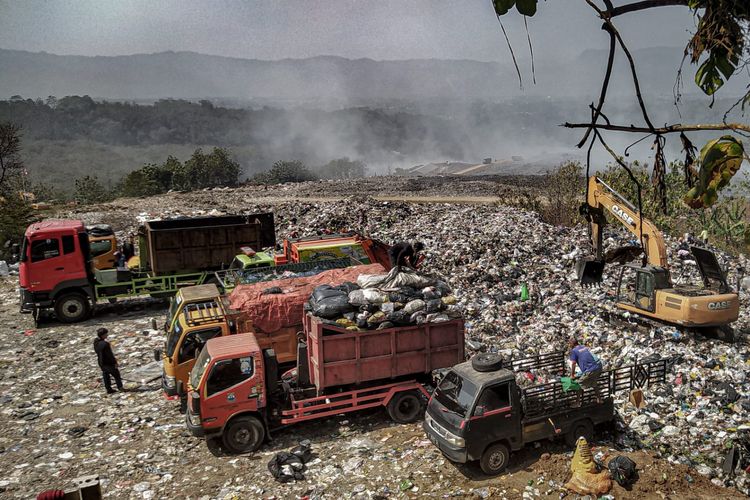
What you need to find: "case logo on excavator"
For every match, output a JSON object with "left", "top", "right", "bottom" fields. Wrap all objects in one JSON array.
[
  {"left": 612, "top": 205, "right": 636, "bottom": 227},
  {"left": 708, "top": 301, "right": 731, "bottom": 310}
]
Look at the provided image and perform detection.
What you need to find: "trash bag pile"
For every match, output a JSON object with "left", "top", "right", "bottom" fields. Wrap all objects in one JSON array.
[
  {"left": 267, "top": 440, "right": 314, "bottom": 483},
  {"left": 305, "top": 266, "right": 462, "bottom": 331}
]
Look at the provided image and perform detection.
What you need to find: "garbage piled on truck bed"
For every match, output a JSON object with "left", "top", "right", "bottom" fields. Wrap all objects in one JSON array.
[
  {"left": 305, "top": 266, "right": 461, "bottom": 330},
  {"left": 1, "top": 176, "right": 749, "bottom": 498}
]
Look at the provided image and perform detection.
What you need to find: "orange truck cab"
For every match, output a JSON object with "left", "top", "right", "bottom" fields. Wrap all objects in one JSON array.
[{"left": 186, "top": 315, "right": 464, "bottom": 454}]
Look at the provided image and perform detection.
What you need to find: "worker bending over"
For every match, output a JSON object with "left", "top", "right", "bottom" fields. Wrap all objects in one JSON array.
[
  {"left": 569, "top": 337, "right": 603, "bottom": 404},
  {"left": 388, "top": 241, "right": 424, "bottom": 269}
]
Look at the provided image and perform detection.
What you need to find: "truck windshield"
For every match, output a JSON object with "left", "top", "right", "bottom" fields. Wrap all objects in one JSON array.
[
  {"left": 434, "top": 371, "right": 477, "bottom": 417},
  {"left": 165, "top": 321, "right": 183, "bottom": 358},
  {"left": 167, "top": 295, "right": 184, "bottom": 326},
  {"left": 190, "top": 348, "right": 211, "bottom": 389},
  {"left": 20, "top": 237, "right": 28, "bottom": 262}
]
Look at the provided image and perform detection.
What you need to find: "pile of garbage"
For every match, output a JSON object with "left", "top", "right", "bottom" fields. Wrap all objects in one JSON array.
[{"left": 305, "top": 266, "right": 462, "bottom": 330}]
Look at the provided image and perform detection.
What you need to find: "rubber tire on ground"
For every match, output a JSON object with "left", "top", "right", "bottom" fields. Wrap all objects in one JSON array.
[
  {"left": 565, "top": 419, "right": 594, "bottom": 447},
  {"left": 480, "top": 442, "right": 510, "bottom": 476},
  {"left": 471, "top": 353, "right": 504, "bottom": 372},
  {"left": 222, "top": 415, "right": 265, "bottom": 454},
  {"left": 386, "top": 391, "right": 424, "bottom": 424},
  {"left": 54, "top": 293, "right": 91, "bottom": 323}
]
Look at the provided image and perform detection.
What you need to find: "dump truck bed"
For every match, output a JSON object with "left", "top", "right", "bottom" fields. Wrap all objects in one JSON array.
[
  {"left": 305, "top": 314, "right": 465, "bottom": 391},
  {"left": 142, "top": 214, "right": 275, "bottom": 274}
]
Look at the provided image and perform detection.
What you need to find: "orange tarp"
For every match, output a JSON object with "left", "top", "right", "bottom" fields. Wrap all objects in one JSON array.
[{"left": 228, "top": 264, "right": 385, "bottom": 334}]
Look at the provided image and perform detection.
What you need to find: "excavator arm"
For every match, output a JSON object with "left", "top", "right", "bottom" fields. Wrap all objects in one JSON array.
[{"left": 578, "top": 176, "right": 668, "bottom": 284}]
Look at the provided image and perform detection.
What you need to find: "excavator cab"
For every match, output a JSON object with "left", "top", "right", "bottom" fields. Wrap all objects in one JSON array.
[{"left": 616, "top": 264, "right": 670, "bottom": 312}]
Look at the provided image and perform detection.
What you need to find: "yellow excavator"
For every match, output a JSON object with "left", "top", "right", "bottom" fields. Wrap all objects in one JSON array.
[{"left": 577, "top": 176, "right": 739, "bottom": 329}]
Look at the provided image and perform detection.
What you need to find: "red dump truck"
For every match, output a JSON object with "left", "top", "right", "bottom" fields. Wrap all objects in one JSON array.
[{"left": 186, "top": 314, "right": 465, "bottom": 453}]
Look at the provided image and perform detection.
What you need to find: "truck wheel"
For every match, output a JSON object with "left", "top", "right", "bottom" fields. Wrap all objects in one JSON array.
[
  {"left": 480, "top": 443, "right": 510, "bottom": 475},
  {"left": 222, "top": 416, "right": 265, "bottom": 454},
  {"left": 565, "top": 419, "right": 594, "bottom": 447},
  {"left": 471, "top": 353, "right": 504, "bottom": 372},
  {"left": 54, "top": 293, "right": 91, "bottom": 323},
  {"left": 387, "top": 391, "right": 424, "bottom": 423}
]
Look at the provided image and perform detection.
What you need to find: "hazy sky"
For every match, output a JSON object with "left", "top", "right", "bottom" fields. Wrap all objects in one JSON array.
[{"left": 0, "top": 0, "right": 696, "bottom": 61}]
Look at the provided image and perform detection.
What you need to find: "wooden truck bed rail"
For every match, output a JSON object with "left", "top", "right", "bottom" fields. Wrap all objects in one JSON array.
[
  {"left": 509, "top": 351, "right": 566, "bottom": 375},
  {"left": 522, "top": 358, "right": 671, "bottom": 420}
]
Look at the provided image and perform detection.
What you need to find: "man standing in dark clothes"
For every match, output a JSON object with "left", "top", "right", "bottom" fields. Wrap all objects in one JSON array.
[
  {"left": 388, "top": 241, "right": 425, "bottom": 269},
  {"left": 93, "top": 328, "right": 123, "bottom": 394}
]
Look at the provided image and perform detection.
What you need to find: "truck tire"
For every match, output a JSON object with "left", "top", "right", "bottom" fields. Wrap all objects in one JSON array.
[
  {"left": 387, "top": 391, "right": 424, "bottom": 423},
  {"left": 222, "top": 415, "right": 265, "bottom": 454},
  {"left": 480, "top": 442, "right": 510, "bottom": 475},
  {"left": 54, "top": 293, "right": 91, "bottom": 323},
  {"left": 471, "top": 353, "right": 504, "bottom": 372},
  {"left": 565, "top": 419, "right": 594, "bottom": 447}
]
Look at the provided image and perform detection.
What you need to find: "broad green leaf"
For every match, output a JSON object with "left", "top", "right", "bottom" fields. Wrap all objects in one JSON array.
[
  {"left": 516, "top": 0, "right": 537, "bottom": 16},
  {"left": 684, "top": 136, "right": 745, "bottom": 209},
  {"left": 493, "top": 0, "right": 515, "bottom": 16}
]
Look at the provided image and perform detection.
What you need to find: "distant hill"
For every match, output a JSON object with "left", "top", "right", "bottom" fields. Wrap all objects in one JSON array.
[{"left": 2, "top": 47, "right": 743, "bottom": 104}]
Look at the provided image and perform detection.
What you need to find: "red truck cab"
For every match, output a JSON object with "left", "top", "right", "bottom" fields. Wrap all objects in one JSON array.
[
  {"left": 19, "top": 220, "right": 93, "bottom": 321},
  {"left": 186, "top": 333, "right": 270, "bottom": 452}
]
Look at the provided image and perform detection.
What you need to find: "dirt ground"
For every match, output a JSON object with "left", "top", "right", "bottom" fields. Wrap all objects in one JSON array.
[
  {"left": 0, "top": 279, "right": 742, "bottom": 500},
  {"left": 2, "top": 177, "right": 748, "bottom": 499}
]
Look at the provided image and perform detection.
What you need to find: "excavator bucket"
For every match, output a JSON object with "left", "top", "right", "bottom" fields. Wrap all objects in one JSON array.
[{"left": 576, "top": 257, "right": 605, "bottom": 286}]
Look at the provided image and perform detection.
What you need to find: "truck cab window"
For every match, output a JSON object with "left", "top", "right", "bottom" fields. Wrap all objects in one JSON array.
[
  {"left": 62, "top": 235, "right": 76, "bottom": 254},
  {"left": 474, "top": 383, "right": 511, "bottom": 415},
  {"left": 206, "top": 357, "right": 253, "bottom": 397},
  {"left": 90, "top": 239, "right": 112, "bottom": 257},
  {"left": 30, "top": 239, "right": 60, "bottom": 262},
  {"left": 178, "top": 328, "right": 222, "bottom": 362}
]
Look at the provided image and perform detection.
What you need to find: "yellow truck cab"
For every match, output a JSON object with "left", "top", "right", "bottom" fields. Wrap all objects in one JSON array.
[
  {"left": 164, "top": 284, "right": 223, "bottom": 333},
  {"left": 160, "top": 299, "right": 234, "bottom": 397},
  {"left": 159, "top": 282, "right": 298, "bottom": 399}
]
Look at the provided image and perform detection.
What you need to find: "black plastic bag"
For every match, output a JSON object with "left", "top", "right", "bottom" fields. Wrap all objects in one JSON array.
[
  {"left": 312, "top": 285, "right": 345, "bottom": 302},
  {"left": 608, "top": 455, "right": 638, "bottom": 487},
  {"left": 310, "top": 295, "right": 353, "bottom": 319},
  {"left": 268, "top": 440, "right": 314, "bottom": 483}
]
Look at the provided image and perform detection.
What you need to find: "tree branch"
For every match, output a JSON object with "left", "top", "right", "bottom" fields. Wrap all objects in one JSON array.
[
  {"left": 564, "top": 122, "right": 750, "bottom": 134},
  {"left": 608, "top": 0, "right": 689, "bottom": 18}
]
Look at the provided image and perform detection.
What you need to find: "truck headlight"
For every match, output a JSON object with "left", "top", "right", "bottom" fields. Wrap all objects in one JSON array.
[
  {"left": 445, "top": 433, "right": 465, "bottom": 448},
  {"left": 163, "top": 375, "right": 176, "bottom": 388}
]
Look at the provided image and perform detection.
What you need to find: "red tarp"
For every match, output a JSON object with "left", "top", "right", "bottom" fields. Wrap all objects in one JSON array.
[{"left": 228, "top": 264, "right": 385, "bottom": 334}]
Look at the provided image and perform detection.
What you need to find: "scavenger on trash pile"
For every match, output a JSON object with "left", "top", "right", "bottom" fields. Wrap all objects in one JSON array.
[
  {"left": 93, "top": 328, "right": 123, "bottom": 394},
  {"left": 305, "top": 266, "right": 461, "bottom": 330},
  {"left": 388, "top": 240, "right": 424, "bottom": 268},
  {"left": 569, "top": 337, "right": 603, "bottom": 404}
]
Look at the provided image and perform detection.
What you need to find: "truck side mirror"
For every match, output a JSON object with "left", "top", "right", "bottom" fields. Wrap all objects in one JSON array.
[{"left": 153, "top": 349, "right": 161, "bottom": 362}]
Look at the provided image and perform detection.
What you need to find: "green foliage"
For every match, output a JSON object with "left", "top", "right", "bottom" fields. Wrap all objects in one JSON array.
[
  {"left": 0, "top": 191, "right": 33, "bottom": 260},
  {"left": 317, "top": 157, "right": 367, "bottom": 180},
  {"left": 118, "top": 148, "right": 240, "bottom": 197},
  {"left": 493, "top": 0, "right": 537, "bottom": 16},
  {"left": 253, "top": 160, "right": 318, "bottom": 185},
  {"left": 74, "top": 176, "right": 113, "bottom": 205},
  {"left": 684, "top": 136, "right": 745, "bottom": 208},
  {"left": 496, "top": 161, "right": 584, "bottom": 227},
  {"left": 0, "top": 122, "right": 33, "bottom": 257}
]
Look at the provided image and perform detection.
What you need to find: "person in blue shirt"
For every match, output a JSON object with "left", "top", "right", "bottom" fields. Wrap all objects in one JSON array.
[{"left": 569, "top": 337, "right": 603, "bottom": 403}]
